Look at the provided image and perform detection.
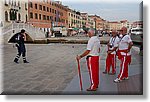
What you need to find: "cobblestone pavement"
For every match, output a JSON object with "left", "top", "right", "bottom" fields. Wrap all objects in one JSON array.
[
  {"left": 0, "top": 42, "right": 142, "bottom": 95},
  {"left": 63, "top": 45, "right": 143, "bottom": 95}
]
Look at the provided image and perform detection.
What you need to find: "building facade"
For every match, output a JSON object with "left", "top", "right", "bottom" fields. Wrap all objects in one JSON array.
[
  {"left": 2, "top": 0, "right": 28, "bottom": 27},
  {"left": 107, "top": 21, "right": 121, "bottom": 31},
  {"left": 68, "top": 9, "right": 82, "bottom": 28},
  {"left": 28, "top": 0, "right": 68, "bottom": 34},
  {"left": 87, "top": 16, "right": 95, "bottom": 29},
  {"left": 80, "top": 13, "right": 88, "bottom": 29},
  {"left": 89, "top": 15, "right": 106, "bottom": 30}
]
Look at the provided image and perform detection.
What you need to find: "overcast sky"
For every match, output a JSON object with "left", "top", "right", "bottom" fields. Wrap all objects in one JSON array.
[{"left": 61, "top": 0, "right": 143, "bottom": 22}]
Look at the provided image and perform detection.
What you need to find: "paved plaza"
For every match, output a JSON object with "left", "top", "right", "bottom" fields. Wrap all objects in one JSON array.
[{"left": 0, "top": 42, "right": 143, "bottom": 95}]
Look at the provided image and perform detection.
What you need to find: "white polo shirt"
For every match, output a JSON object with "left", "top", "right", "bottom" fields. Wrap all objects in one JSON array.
[
  {"left": 87, "top": 36, "right": 100, "bottom": 56},
  {"left": 118, "top": 34, "right": 132, "bottom": 56},
  {"left": 108, "top": 36, "right": 120, "bottom": 54}
]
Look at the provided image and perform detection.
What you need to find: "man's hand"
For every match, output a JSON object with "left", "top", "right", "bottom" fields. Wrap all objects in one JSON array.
[
  {"left": 15, "top": 43, "right": 19, "bottom": 47},
  {"left": 76, "top": 55, "right": 81, "bottom": 60},
  {"left": 107, "top": 51, "right": 112, "bottom": 54},
  {"left": 126, "top": 49, "right": 130, "bottom": 53},
  {"left": 76, "top": 50, "right": 90, "bottom": 60},
  {"left": 23, "top": 33, "right": 27, "bottom": 41}
]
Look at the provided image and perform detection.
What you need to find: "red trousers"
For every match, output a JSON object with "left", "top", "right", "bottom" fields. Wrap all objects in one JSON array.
[
  {"left": 118, "top": 55, "right": 131, "bottom": 80},
  {"left": 105, "top": 54, "right": 116, "bottom": 73},
  {"left": 86, "top": 56, "right": 99, "bottom": 89}
]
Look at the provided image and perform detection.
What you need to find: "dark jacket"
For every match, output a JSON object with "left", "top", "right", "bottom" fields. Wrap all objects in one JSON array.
[{"left": 15, "top": 32, "right": 26, "bottom": 52}]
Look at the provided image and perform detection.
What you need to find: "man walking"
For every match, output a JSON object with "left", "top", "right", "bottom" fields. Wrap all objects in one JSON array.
[
  {"left": 114, "top": 28, "right": 133, "bottom": 83},
  {"left": 103, "top": 30, "right": 120, "bottom": 75},
  {"left": 14, "top": 29, "right": 29, "bottom": 64},
  {"left": 76, "top": 28, "right": 100, "bottom": 91}
]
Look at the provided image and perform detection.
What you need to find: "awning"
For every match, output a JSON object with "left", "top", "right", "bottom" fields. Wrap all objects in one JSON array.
[{"left": 73, "top": 28, "right": 79, "bottom": 31}]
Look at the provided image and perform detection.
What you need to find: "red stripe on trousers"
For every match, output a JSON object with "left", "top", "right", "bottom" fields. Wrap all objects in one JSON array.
[
  {"left": 118, "top": 55, "right": 131, "bottom": 80},
  {"left": 87, "top": 56, "right": 99, "bottom": 89},
  {"left": 105, "top": 54, "right": 116, "bottom": 73}
]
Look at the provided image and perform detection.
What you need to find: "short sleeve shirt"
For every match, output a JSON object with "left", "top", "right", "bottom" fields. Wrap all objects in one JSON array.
[
  {"left": 87, "top": 36, "right": 101, "bottom": 56},
  {"left": 118, "top": 35, "right": 132, "bottom": 55},
  {"left": 108, "top": 36, "right": 120, "bottom": 54}
]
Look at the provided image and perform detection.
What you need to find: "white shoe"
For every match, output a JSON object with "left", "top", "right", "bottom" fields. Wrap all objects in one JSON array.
[
  {"left": 114, "top": 78, "right": 122, "bottom": 83},
  {"left": 123, "top": 77, "right": 129, "bottom": 80}
]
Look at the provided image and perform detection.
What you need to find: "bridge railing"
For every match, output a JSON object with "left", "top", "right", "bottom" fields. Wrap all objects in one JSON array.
[{"left": 2, "top": 23, "right": 46, "bottom": 41}]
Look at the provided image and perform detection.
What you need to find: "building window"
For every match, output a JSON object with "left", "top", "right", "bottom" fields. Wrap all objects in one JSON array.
[
  {"left": 39, "top": 5, "right": 42, "bottom": 10},
  {"left": 35, "top": 13, "right": 38, "bottom": 19},
  {"left": 9, "top": 10, "right": 17, "bottom": 20},
  {"left": 18, "top": 1, "right": 20, "bottom": 7},
  {"left": 55, "top": 10, "right": 56, "bottom": 14},
  {"left": 55, "top": 17, "right": 56, "bottom": 21},
  {"left": 47, "top": 7, "right": 49, "bottom": 12},
  {"left": 61, "top": 12, "right": 63, "bottom": 16},
  {"left": 10, "top": 0, "right": 13, "bottom": 6},
  {"left": 43, "top": 6, "right": 46, "bottom": 11},
  {"left": 18, "top": 13, "right": 21, "bottom": 21},
  {"left": 26, "top": 15, "right": 28, "bottom": 22},
  {"left": 14, "top": 0, "right": 16, "bottom": 6},
  {"left": 47, "top": 16, "right": 49, "bottom": 20},
  {"left": 49, "top": 16, "right": 51, "bottom": 21},
  {"left": 52, "top": 9, "right": 54, "bottom": 13},
  {"left": 51, "top": 16, "right": 53, "bottom": 21},
  {"left": 43, "top": 15, "right": 46, "bottom": 20},
  {"left": 39, "top": 14, "right": 41, "bottom": 20},
  {"left": 29, "top": 2, "right": 33, "bottom": 8},
  {"left": 5, "top": 0, "right": 8, "bottom": 6},
  {"left": 35, "top": 4, "right": 37, "bottom": 9},
  {"left": 25, "top": 3, "right": 27, "bottom": 10},
  {"left": 50, "top": 8, "right": 51, "bottom": 12},
  {"left": 5, "top": 11, "right": 8, "bottom": 21},
  {"left": 30, "top": 12, "right": 33, "bottom": 18}
]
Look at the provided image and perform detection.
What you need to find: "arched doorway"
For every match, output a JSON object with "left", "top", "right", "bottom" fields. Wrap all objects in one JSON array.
[{"left": 8, "top": 33, "right": 33, "bottom": 43}]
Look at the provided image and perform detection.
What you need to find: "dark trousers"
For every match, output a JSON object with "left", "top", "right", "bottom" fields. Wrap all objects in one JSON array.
[{"left": 14, "top": 46, "right": 27, "bottom": 62}]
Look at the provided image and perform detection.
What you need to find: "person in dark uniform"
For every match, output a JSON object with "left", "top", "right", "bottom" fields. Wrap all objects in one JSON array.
[{"left": 14, "top": 29, "right": 29, "bottom": 64}]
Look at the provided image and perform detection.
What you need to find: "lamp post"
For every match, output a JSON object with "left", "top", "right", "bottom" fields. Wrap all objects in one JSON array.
[{"left": 51, "top": 18, "right": 54, "bottom": 36}]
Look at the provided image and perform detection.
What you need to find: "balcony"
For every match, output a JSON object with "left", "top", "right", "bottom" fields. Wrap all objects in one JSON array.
[{"left": 10, "top": 5, "right": 20, "bottom": 10}]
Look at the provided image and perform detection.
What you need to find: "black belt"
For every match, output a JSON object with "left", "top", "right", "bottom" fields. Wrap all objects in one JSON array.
[{"left": 86, "top": 55, "right": 92, "bottom": 60}]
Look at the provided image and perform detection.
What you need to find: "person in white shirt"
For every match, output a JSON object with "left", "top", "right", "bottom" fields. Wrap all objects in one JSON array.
[
  {"left": 114, "top": 29, "right": 133, "bottom": 83},
  {"left": 103, "top": 30, "right": 120, "bottom": 75},
  {"left": 76, "top": 28, "right": 100, "bottom": 91}
]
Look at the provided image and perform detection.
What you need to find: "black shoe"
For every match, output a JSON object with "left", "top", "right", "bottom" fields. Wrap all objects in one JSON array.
[
  {"left": 14, "top": 61, "right": 19, "bottom": 64},
  {"left": 14, "top": 59, "right": 19, "bottom": 64},
  {"left": 103, "top": 71, "right": 108, "bottom": 74},
  {"left": 108, "top": 72, "right": 116, "bottom": 75},
  {"left": 24, "top": 61, "right": 29, "bottom": 63},
  {"left": 86, "top": 88, "right": 97, "bottom": 91}
]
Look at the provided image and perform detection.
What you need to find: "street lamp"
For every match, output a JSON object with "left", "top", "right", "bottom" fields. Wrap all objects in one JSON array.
[{"left": 51, "top": 18, "right": 54, "bottom": 36}]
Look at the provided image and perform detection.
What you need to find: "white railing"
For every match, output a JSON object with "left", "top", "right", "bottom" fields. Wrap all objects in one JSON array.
[{"left": 2, "top": 23, "right": 46, "bottom": 40}]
